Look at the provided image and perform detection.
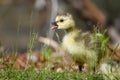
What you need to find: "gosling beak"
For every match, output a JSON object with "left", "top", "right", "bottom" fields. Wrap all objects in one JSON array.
[{"left": 51, "top": 22, "right": 58, "bottom": 29}]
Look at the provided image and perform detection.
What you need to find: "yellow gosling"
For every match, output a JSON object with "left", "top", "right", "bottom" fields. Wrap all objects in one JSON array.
[{"left": 51, "top": 13, "right": 97, "bottom": 71}]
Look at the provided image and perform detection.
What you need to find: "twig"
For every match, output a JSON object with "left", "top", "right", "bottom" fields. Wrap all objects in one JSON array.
[{"left": 38, "top": 36, "right": 65, "bottom": 55}]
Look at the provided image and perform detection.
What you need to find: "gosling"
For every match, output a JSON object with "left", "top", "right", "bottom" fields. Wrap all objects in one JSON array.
[{"left": 51, "top": 13, "right": 98, "bottom": 71}]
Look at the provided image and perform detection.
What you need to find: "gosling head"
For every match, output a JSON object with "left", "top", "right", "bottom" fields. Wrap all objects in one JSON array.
[{"left": 51, "top": 13, "right": 75, "bottom": 30}]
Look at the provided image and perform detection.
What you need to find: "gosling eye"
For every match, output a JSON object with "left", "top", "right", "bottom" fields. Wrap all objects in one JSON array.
[{"left": 59, "top": 19, "right": 64, "bottom": 22}]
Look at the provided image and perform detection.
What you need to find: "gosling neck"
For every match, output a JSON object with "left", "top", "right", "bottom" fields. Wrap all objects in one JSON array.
[{"left": 65, "top": 27, "right": 78, "bottom": 33}]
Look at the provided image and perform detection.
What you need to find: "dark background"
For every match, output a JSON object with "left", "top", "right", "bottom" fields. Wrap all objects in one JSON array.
[{"left": 0, "top": 0, "right": 120, "bottom": 52}]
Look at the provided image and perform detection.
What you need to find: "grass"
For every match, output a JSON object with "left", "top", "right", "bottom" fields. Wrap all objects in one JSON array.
[
  {"left": 0, "top": 32, "right": 118, "bottom": 80},
  {"left": 0, "top": 68, "right": 104, "bottom": 80},
  {"left": 0, "top": 31, "right": 108, "bottom": 80}
]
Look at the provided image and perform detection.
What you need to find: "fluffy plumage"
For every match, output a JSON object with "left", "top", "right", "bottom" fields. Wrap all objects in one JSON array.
[{"left": 51, "top": 13, "right": 98, "bottom": 71}]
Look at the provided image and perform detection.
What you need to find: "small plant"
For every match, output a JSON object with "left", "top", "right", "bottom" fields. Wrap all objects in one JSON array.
[
  {"left": 27, "top": 32, "right": 38, "bottom": 53},
  {"left": 26, "top": 32, "right": 38, "bottom": 69},
  {"left": 95, "top": 29, "right": 109, "bottom": 54},
  {"left": 44, "top": 48, "right": 52, "bottom": 60},
  {"left": 94, "top": 26, "right": 110, "bottom": 59}
]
